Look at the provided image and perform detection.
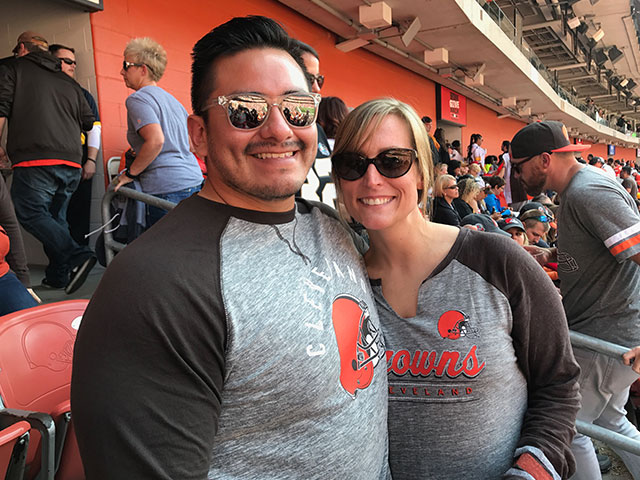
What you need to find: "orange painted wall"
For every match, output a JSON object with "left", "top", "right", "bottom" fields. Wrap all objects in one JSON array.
[
  {"left": 88, "top": 0, "right": 522, "bottom": 165},
  {"left": 581, "top": 140, "right": 638, "bottom": 162}
]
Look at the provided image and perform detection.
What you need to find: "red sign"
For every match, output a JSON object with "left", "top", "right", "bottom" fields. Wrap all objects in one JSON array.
[{"left": 438, "top": 86, "right": 467, "bottom": 126}]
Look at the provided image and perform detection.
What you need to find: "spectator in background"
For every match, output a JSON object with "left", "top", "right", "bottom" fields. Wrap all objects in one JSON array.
[
  {"left": 49, "top": 44, "right": 101, "bottom": 245},
  {"left": 501, "top": 140, "right": 515, "bottom": 204},
  {"left": 621, "top": 166, "right": 639, "bottom": 202},
  {"left": 469, "top": 163, "right": 485, "bottom": 188},
  {"left": 434, "top": 162, "right": 448, "bottom": 178},
  {"left": 432, "top": 174, "right": 461, "bottom": 226},
  {"left": 292, "top": 40, "right": 332, "bottom": 159},
  {"left": 0, "top": 173, "right": 38, "bottom": 315},
  {"left": 450, "top": 139, "right": 464, "bottom": 162},
  {"left": 317, "top": 96, "right": 348, "bottom": 151},
  {"left": 521, "top": 209, "right": 551, "bottom": 248},
  {"left": 467, "top": 133, "right": 486, "bottom": 168},
  {"left": 433, "top": 127, "right": 450, "bottom": 165},
  {"left": 453, "top": 177, "right": 481, "bottom": 219},
  {"left": 116, "top": 37, "right": 203, "bottom": 227},
  {"left": 421, "top": 116, "right": 440, "bottom": 166},
  {"left": 484, "top": 176, "right": 507, "bottom": 214},
  {"left": 498, "top": 216, "right": 527, "bottom": 246},
  {"left": 0, "top": 31, "right": 96, "bottom": 294},
  {"left": 447, "top": 159, "right": 461, "bottom": 177}
]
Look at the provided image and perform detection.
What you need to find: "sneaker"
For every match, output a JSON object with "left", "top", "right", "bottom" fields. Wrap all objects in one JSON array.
[
  {"left": 597, "top": 450, "right": 612, "bottom": 473},
  {"left": 65, "top": 255, "right": 97, "bottom": 295},
  {"left": 39, "top": 278, "right": 66, "bottom": 290}
]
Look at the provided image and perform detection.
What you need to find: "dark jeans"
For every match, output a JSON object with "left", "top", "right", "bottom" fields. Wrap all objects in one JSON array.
[
  {"left": 67, "top": 176, "right": 92, "bottom": 245},
  {"left": 11, "top": 166, "right": 93, "bottom": 286},
  {"left": 147, "top": 184, "right": 202, "bottom": 227},
  {"left": 0, "top": 271, "right": 38, "bottom": 316}
]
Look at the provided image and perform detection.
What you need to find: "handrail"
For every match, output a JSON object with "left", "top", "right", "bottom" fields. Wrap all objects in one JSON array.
[
  {"left": 101, "top": 185, "right": 177, "bottom": 266},
  {"left": 569, "top": 331, "right": 640, "bottom": 457}
]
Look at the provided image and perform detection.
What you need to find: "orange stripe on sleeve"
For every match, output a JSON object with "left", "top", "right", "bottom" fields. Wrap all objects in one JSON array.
[
  {"left": 515, "top": 453, "right": 553, "bottom": 480},
  {"left": 610, "top": 233, "right": 640, "bottom": 256}
]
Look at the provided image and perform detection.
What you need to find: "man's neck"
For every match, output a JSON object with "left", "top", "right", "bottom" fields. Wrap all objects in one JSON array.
[{"left": 198, "top": 179, "right": 295, "bottom": 212}]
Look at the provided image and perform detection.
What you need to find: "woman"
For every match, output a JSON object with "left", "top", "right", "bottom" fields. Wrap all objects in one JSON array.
[
  {"left": 484, "top": 176, "right": 507, "bottom": 214},
  {"left": 468, "top": 133, "right": 487, "bottom": 169},
  {"left": 453, "top": 177, "right": 480, "bottom": 219},
  {"left": 431, "top": 174, "right": 461, "bottom": 226},
  {"left": 117, "top": 37, "right": 203, "bottom": 226},
  {"left": 331, "top": 98, "right": 580, "bottom": 479},
  {"left": 317, "top": 96, "right": 349, "bottom": 150}
]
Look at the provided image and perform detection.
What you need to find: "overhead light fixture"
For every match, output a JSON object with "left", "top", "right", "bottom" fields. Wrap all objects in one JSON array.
[
  {"left": 401, "top": 17, "right": 422, "bottom": 47},
  {"left": 567, "top": 16, "right": 581, "bottom": 29},
  {"left": 608, "top": 45, "right": 624, "bottom": 64},
  {"left": 627, "top": 79, "right": 637, "bottom": 90},
  {"left": 592, "top": 28, "right": 605, "bottom": 43},
  {"left": 359, "top": 1, "right": 392, "bottom": 29},
  {"left": 594, "top": 49, "right": 608, "bottom": 67},
  {"left": 620, "top": 78, "right": 630, "bottom": 88},
  {"left": 576, "top": 22, "right": 589, "bottom": 35},
  {"left": 424, "top": 48, "right": 449, "bottom": 66},
  {"left": 335, "top": 38, "right": 369, "bottom": 52}
]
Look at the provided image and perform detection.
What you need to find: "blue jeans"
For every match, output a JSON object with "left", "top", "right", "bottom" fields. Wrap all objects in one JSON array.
[
  {"left": 146, "top": 184, "right": 201, "bottom": 227},
  {"left": 570, "top": 346, "right": 640, "bottom": 479},
  {"left": 11, "top": 166, "right": 93, "bottom": 286},
  {"left": 0, "top": 271, "right": 38, "bottom": 316}
]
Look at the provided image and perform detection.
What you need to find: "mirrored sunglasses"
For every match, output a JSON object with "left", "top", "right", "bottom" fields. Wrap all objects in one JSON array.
[
  {"left": 123, "top": 60, "right": 144, "bottom": 71},
  {"left": 332, "top": 148, "right": 417, "bottom": 181},
  {"left": 208, "top": 92, "right": 321, "bottom": 130}
]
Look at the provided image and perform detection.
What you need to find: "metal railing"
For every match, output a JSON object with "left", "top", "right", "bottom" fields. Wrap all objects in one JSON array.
[
  {"left": 101, "top": 185, "right": 177, "bottom": 266},
  {"left": 570, "top": 331, "right": 640, "bottom": 456}
]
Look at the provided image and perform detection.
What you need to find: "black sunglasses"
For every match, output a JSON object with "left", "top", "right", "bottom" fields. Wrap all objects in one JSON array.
[
  {"left": 203, "top": 92, "right": 321, "bottom": 130},
  {"left": 512, "top": 151, "right": 551, "bottom": 174},
  {"left": 61, "top": 57, "right": 77, "bottom": 66},
  {"left": 306, "top": 73, "right": 325, "bottom": 89},
  {"left": 123, "top": 60, "right": 145, "bottom": 71},
  {"left": 332, "top": 148, "right": 417, "bottom": 181}
]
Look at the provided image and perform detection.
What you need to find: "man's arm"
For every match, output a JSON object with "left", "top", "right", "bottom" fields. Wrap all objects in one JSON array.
[
  {"left": 507, "top": 241, "right": 581, "bottom": 479},
  {"left": 0, "top": 117, "right": 7, "bottom": 168},
  {"left": 71, "top": 242, "right": 226, "bottom": 479}
]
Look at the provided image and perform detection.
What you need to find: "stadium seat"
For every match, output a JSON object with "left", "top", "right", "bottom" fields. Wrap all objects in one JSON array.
[
  {"left": 0, "top": 421, "right": 30, "bottom": 480},
  {"left": 106, "top": 156, "right": 121, "bottom": 183},
  {"left": 0, "top": 300, "right": 89, "bottom": 480}
]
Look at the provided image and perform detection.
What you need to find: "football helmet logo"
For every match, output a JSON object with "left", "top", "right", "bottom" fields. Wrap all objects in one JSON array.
[
  {"left": 437, "top": 310, "right": 474, "bottom": 340},
  {"left": 332, "top": 294, "right": 384, "bottom": 398}
]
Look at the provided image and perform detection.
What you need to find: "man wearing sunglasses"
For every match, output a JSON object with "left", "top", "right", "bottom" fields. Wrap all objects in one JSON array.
[
  {"left": 72, "top": 15, "right": 389, "bottom": 480},
  {"left": 49, "top": 44, "right": 102, "bottom": 245},
  {"left": 511, "top": 120, "right": 640, "bottom": 479},
  {"left": 0, "top": 32, "right": 97, "bottom": 294}
]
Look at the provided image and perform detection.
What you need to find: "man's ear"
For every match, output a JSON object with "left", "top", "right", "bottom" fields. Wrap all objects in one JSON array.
[{"left": 188, "top": 114, "right": 209, "bottom": 158}]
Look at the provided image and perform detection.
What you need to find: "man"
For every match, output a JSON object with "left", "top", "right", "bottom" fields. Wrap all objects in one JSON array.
[
  {"left": 71, "top": 16, "right": 389, "bottom": 479},
  {"left": 49, "top": 43, "right": 102, "bottom": 245},
  {"left": 421, "top": 115, "right": 440, "bottom": 166},
  {"left": 0, "top": 32, "right": 96, "bottom": 293},
  {"left": 511, "top": 120, "right": 640, "bottom": 478},
  {"left": 621, "top": 165, "right": 639, "bottom": 202}
]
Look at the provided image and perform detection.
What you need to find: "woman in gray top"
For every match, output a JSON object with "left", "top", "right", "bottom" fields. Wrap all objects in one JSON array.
[
  {"left": 331, "top": 98, "right": 581, "bottom": 479},
  {"left": 116, "top": 37, "right": 203, "bottom": 226}
]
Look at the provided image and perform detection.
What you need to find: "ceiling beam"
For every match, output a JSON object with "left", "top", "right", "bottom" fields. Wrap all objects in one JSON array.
[
  {"left": 547, "top": 62, "right": 588, "bottom": 71},
  {"left": 522, "top": 20, "right": 561, "bottom": 31}
]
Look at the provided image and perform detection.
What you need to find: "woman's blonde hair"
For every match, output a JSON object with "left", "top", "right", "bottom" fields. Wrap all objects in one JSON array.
[
  {"left": 433, "top": 174, "right": 456, "bottom": 198},
  {"left": 332, "top": 98, "right": 433, "bottom": 216},
  {"left": 124, "top": 37, "right": 167, "bottom": 82},
  {"left": 459, "top": 177, "right": 481, "bottom": 203}
]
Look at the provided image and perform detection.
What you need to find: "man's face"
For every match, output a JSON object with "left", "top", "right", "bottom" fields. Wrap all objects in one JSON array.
[
  {"left": 525, "top": 221, "right": 547, "bottom": 244},
  {"left": 512, "top": 152, "right": 547, "bottom": 196},
  {"left": 53, "top": 48, "right": 76, "bottom": 78},
  {"left": 424, "top": 121, "right": 433, "bottom": 133},
  {"left": 193, "top": 48, "right": 316, "bottom": 211},
  {"left": 301, "top": 52, "right": 321, "bottom": 94}
]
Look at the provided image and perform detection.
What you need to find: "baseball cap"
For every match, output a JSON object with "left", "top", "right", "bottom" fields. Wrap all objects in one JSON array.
[
  {"left": 520, "top": 201, "right": 553, "bottom": 218},
  {"left": 511, "top": 121, "right": 590, "bottom": 159},
  {"left": 498, "top": 217, "right": 526, "bottom": 233},
  {"left": 13, "top": 31, "right": 49, "bottom": 54},
  {"left": 461, "top": 214, "right": 510, "bottom": 237}
]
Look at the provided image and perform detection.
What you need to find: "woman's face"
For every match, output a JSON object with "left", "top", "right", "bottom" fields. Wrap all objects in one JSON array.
[
  {"left": 442, "top": 179, "right": 459, "bottom": 202},
  {"left": 508, "top": 228, "right": 526, "bottom": 246},
  {"left": 121, "top": 55, "right": 147, "bottom": 91},
  {"left": 338, "top": 114, "right": 421, "bottom": 232}
]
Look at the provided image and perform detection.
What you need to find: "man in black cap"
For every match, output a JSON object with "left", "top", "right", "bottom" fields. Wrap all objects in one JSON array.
[{"left": 511, "top": 120, "right": 640, "bottom": 478}]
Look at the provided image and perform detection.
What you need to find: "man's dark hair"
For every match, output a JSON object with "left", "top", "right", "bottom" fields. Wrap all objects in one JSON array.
[
  {"left": 191, "top": 16, "right": 306, "bottom": 118},
  {"left": 622, "top": 166, "right": 632, "bottom": 176},
  {"left": 290, "top": 39, "right": 318, "bottom": 60},
  {"left": 488, "top": 176, "right": 506, "bottom": 189},
  {"left": 588, "top": 156, "right": 600, "bottom": 166},
  {"left": 49, "top": 44, "right": 75, "bottom": 54},
  {"left": 451, "top": 140, "right": 461, "bottom": 149},
  {"left": 421, "top": 116, "right": 432, "bottom": 124}
]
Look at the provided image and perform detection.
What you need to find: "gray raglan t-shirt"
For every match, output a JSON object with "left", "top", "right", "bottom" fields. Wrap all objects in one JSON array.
[
  {"left": 558, "top": 166, "right": 640, "bottom": 346},
  {"left": 126, "top": 85, "right": 203, "bottom": 194},
  {"left": 72, "top": 196, "right": 390, "bottom": 480}
]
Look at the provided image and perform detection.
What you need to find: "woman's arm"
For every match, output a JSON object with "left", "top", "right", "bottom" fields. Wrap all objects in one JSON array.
[{"left": 114, "top": 123, "right": 164, "bottom": 191}]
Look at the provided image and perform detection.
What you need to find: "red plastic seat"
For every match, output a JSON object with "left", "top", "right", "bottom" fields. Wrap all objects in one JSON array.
[
  {"left": 0, "top": 300, "right": 89, "bottom": 480},
  {"left": 0, "top": 421, "right": 30, "bottom": 480}
]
